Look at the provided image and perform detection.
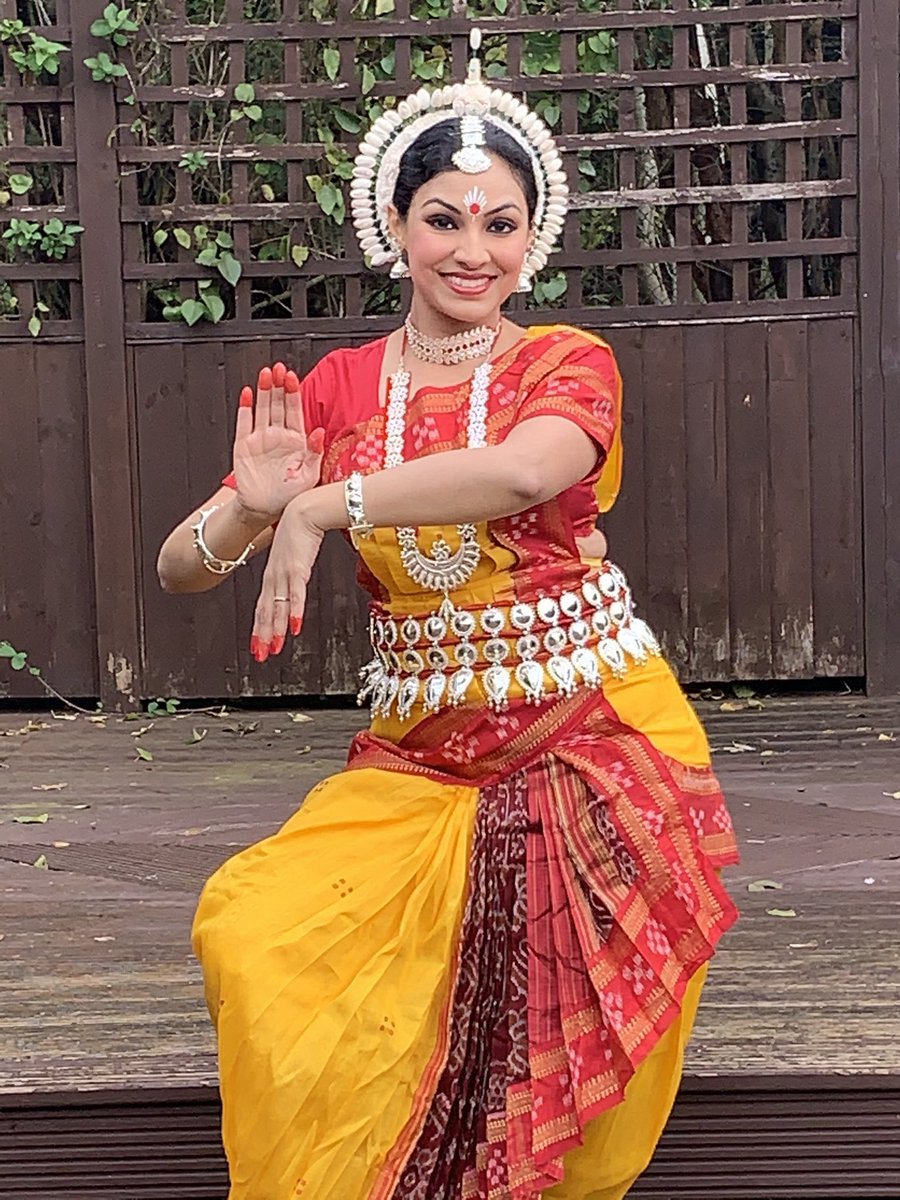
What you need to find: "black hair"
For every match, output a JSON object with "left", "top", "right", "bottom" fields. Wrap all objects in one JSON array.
[{"left": 392, "top": 118, "right": 538, "bottom": 222}]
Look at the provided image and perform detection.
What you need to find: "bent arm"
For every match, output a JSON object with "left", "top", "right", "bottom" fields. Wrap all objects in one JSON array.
[
  {"left": 157, "top": 486, "right": 275, "bottom": 594},
  {"left": 297, "top": 415, "right": 599, "bottom": 533}
]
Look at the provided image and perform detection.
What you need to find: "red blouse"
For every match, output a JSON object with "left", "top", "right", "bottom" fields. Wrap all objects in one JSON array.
[{"left": 228, "top": 326, "right": 621, "bottom": 597}]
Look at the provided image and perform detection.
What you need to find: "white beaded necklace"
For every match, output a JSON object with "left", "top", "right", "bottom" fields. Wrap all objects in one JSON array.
[{"left": 385, "top": 326, "right": 498, "bottom": 595}]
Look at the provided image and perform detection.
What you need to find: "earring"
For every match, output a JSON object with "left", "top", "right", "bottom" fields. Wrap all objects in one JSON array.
[
  {"left": 390, "top": 256, "right": 411, "bottom": 280},
  {"left": 515, "top": 269, "right": 533, "bottom": 294}
]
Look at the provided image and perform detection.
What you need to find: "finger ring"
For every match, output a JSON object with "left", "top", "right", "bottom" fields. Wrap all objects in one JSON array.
[{"left": 273, "top": 596, "right": 290, "bottom": 602}]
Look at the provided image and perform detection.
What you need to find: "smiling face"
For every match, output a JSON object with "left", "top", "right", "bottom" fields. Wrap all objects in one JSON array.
[{"left": 387, "top": 156, "right": 532, "bottom": 334}]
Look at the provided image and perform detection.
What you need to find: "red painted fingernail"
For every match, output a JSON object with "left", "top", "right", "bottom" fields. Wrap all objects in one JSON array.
[
  {"left": 309, "top": 427, "right": 325, "bottom": 453},
  {"left": 272, "top": 362, "right": 286, "bottom": 387},
  {"left": 290, "top": 616, "right": 302, "bottom": 637},
  {"left": 258, "top": 366, "right": 273, "bottom": 390},
  {"left": 285, "top": 369, "right": 300, "bottom": 393},
  {"left": 250, "top": 635, "right": 259, "bottom": 655},
  {"left": 239, "top": 386, "right": 253, "bottom": 408},
  {"left": 255, "top": 643, "right": 269, "bottom": 663},
  {"left": 271, "top": 635, "right": 285, "bottom": 655}
]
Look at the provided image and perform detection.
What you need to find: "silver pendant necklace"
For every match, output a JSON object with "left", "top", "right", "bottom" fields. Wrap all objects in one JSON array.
[{"left": 384, "top": 328, "right": 497, "bottom": 595}]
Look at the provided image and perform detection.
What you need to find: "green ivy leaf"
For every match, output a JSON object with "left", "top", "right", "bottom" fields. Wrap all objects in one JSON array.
[
  {"left": 153, "top": 228, "right": 168, "bottom": 247},
  {"left": 195, "top": 245, "right": 218, "bottom": 267},
  {"left": 8, "top": 173, "right": 32, "bottom": 195},
  {"left": 243, "top": 104, "right": 263, "bottom": 123},
  {"left": 179, "top": 298, "right": 205, "bottom": 326},
  {"left": 316, "top": 183, "right": 340, "bottom": 217},
  {"left": 217, "top": 252, "right": 242, "bottom": 286},
  {"left": 27, "top": 314, "right": 41, "bottom": 338},
  {"left": 331, "top": 107, "right": 361, "bottom": 134},
  {"left": 234, "top": 82, "right": 255, "bottom": 104},
  {"left": 135, "top": 745, "right": 154, "bottom": 762},
  {"left": 11, "top": 652, "right": 28, "bottom": 670},
  {"left": 361, "top": 65, "right": 376, "bottom": 95},
  {"left": 375, "top": 0, "right": 395, "bottom": 13},
  {"left": 323, "top": 47, "right": 340, "bottom": 81},
  {"left": 0, "top": 642, "right": 17, "bottom": 658},
  {"left": 173, "top": 227, "right": 192, "bottom": 249},
  {"left": 215, "top": 231, "right": 234, "bottom": 249},
  {"left": 291, "top": 244, "right": 310, "bottom": 268},
  {"left": 203, "top": 292, "right": 225, "bottom": 323}
]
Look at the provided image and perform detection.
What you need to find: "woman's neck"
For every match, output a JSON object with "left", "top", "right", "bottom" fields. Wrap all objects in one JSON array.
[{"left": 407, "top": 299, "right": 502, "bottom": 339}]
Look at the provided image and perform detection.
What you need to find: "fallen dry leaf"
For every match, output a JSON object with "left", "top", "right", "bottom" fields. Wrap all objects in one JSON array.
[
  {"left": 33, "top": 854, "right": 49, "bottom": 870},
  {"left": 289, "top": 712, "right": 313, "bottom": 724},
  {"left": 130, "top": 723, "right": 155, "bottom": 739},
  {"left": 179, "top": 826, "right": 211, "bottom": 837},
  {"left": 878, "top": 732, "right": 895, "bottom": 742},
  {"left": 766, "top": 907, "right": 797, "bottom": 918},
  {"left": 760, "top": 750, "right": 776, "bottom": 757},
  {"left": 52, "top": 841, "right": 70, "bottom": 848},
  {"left": 51, "top": 712, "right": 78, "bottom": 721},
  {"left": 719, "top": 700, "right": 745, "bottom": 712},
  {"left": 748, "top": 879, "right": 783, "bottom": 892},
  {"left": 31, "top": 782, "right": 68, "bottom": 792},
  {"left": 882, "top": 791, "right": 900, "bottom": 800},
  {"left": 13, "top": 813, "right": 49, "bottom": 824},
  {"left": 93, "top": 936, "right": 116, "bottom": 943}
]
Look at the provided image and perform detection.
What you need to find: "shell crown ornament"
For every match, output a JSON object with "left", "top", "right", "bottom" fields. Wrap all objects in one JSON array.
[{"left": 351, "top": 27, "right": 569, "bottom": 282}]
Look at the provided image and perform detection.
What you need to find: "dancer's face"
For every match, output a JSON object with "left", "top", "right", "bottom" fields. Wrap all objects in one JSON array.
[{"left": 388, "top": 156, "right": 531, "bottom": 332}]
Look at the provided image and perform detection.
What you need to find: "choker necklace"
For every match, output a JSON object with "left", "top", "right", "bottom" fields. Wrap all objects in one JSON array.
[{"left": 404, "top": 315, "right": 502, "bottom": 366}]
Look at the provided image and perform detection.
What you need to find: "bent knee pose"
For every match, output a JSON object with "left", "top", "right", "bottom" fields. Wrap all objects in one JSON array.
[{"left": 159, "top": 31, "right": 739, "bottom": 1200}]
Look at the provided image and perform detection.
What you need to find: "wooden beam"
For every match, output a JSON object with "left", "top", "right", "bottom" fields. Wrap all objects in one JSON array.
[
  {"left": 71, "top": 20, "right": 143, "bottom": 708},
  {"left": 858, "top": 0, "right": 900, "bottom": 694}
]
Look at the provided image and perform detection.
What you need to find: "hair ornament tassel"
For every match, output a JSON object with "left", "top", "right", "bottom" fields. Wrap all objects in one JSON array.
[
  {"left": 351, "top": 26, "right": 569, "bottom": 276},
  {"left": 515, "top": 270, "right": 533, "bottom": 294}
]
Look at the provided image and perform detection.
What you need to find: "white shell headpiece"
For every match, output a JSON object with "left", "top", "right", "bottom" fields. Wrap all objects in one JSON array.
[{"left": 350, "top": 28, "right": 569, "bottom": 280}]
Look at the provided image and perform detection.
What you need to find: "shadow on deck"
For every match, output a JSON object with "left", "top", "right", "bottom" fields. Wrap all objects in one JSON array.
[{"left": 1, "top": 695, "right": 899, "bottom": 1198}]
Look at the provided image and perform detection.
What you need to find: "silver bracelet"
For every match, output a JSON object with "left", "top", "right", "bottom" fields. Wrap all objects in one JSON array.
[
  {"left": 190, "top": 505, "right": 256, "bottom": 576},
  {"left": 345, "top": 473, "right": 374, "bottom": 547}
]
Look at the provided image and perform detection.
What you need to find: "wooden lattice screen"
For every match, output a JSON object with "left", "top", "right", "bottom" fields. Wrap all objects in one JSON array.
[
  {"left": 106, "top": 0, "right": 857, "bottom": 338},
  {"left": 0, "top": 0, "right": 78, "bottom": 337},
  {"left": 0, "top": 1, "right": 856, "bottom": 334}
]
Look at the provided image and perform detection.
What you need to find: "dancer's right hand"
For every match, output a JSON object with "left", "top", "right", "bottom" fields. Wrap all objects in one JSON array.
[{"left": 232, "top": 362, "right": 325, "bottom": 524}]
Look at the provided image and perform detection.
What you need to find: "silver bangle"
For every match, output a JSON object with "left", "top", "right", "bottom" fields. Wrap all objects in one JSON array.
[
  {"left": 345, "top": 472, "right": 374, "bottom": 547},
  {"left": 190, "top": 505, "right": 255, "bottom": 576}
]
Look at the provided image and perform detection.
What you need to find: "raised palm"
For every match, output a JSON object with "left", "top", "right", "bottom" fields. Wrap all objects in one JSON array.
[{"left": 232, "top": 363, "right": 324, "bottom": 522}]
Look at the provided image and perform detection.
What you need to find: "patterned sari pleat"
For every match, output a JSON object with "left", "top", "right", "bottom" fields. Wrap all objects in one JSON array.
[{"left": 362, "top": 696, "right": 739, "bottom": 1200}]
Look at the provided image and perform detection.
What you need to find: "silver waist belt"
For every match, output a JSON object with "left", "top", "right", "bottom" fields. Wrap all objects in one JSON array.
[{"left": 357, "top": 562, "right": 661, "bottom": 721}]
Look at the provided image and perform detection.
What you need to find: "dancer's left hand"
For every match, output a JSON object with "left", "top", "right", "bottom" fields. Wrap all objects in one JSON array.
[{"left": 250, "top": 500, "right": 325, "bottom": 662}]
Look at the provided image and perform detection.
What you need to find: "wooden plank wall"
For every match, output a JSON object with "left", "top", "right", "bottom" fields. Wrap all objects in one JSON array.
[
  {"left": 135, "top": 314, "right": 861, "bottom": 698},
  {"left": 605, "top": 317, "right": 862, "bottom": 683},
  {"left": 135, "top": 337, "right": 369, "bottom": 699},
  {"left": 0, "top": 343, "right": 97, "bottom": 699}
]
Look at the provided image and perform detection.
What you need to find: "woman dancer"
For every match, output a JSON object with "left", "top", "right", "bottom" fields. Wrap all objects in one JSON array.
[{"left": 158, "top": 33, "right": 738, "bottom": 1200}]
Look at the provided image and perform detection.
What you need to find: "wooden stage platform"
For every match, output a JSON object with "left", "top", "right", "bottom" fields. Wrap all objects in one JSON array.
[{"left": 1, "top": 694, "right": 899, "bottom": 1198}]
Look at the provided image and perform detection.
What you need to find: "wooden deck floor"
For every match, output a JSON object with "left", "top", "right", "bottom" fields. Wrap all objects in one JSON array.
[{"left": 1, "top": 694, "right": 899, "bottom": 1196}]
